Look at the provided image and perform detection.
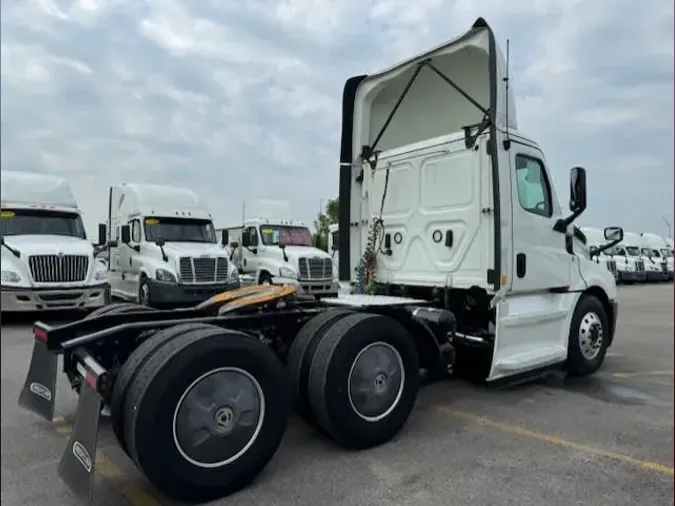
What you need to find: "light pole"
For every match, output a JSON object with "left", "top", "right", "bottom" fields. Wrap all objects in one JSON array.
[{"left": 663, "top": 216, "right": 672, "bottom": 237}]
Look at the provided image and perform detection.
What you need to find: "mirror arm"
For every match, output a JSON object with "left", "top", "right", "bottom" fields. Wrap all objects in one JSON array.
[
  {"left": 593, "top": 238, "right": 622, "bottom": 257},
  {"left": 553, "top": 208, "right": 584, "bottom": 234}
]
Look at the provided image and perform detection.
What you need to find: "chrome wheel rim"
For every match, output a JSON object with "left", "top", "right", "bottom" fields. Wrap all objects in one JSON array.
[{"left": 578, "top": 312, "right": 604, "bottom": 360}]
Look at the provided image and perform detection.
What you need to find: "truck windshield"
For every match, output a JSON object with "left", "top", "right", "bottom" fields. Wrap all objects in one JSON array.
[
  {"left": 144, "top": 217, "right": 216, "bottom": 243},
  {"left": 625, "top": 246, "right": 641, "bottom": 256},
  {"left": 259, "top": 226, "right": 312, "bottom": 246},
  {"left": 0, "top": 208, "right": 86, "bottom": 239}
]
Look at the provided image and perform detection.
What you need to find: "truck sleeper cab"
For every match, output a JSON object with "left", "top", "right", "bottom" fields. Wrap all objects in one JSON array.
[
  {"left": 338, "top": 17, "right": 621, "bottom": 383},
  {"left": 104, "top": 183, "right": 239, "bottom": 307},
  {"left": 224, "top": 200, "right": 339, "bottom": 297},
  {"left": 1, "top": 171, "right": 110, "bottom": 312}
]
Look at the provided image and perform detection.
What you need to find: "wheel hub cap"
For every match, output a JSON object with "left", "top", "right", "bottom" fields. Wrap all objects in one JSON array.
[
  {"left": 173, "top": 368, "right": 265, "bottom": 468},
  {"left": 348, "top": 342, "right": 405, "bottom": 422},
  {"left": 578, "top": 312, "right": 604, "bottom": 360}
]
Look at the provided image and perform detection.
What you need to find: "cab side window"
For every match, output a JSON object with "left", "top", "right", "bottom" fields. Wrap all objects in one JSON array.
[
  {"left": 515, "top": 155, "right": 553, "bottom": 218},
  {"left": 245, "top": 227, "right": 258, "bottom": 246},
  {"left": 130, "top": 220, "right": 141, "bottom": 243}
]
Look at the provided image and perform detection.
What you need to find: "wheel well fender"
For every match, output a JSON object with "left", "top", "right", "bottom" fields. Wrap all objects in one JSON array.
[
  {"left": 255, "top": 269, "right": 272, "bottom": 284},
  {"left": 581, "top": 286, "right": 615, "bottom": 345},
  {"left": 389, "top": 314, "right": 446, "bottom": 381}
]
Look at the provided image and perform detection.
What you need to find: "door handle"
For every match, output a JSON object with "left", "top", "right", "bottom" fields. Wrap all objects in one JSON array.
[{"left": 516, "top": 253, "right": 526, "bottom": 278}]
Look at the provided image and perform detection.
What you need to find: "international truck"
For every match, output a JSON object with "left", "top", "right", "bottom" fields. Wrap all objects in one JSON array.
[
  {"left": 1, "top": 171, "right": 110, "bottom": 312},
  {"left": 619, "top": 231, "right": 663, "bottom": 282},
  {"left": 222, "top": 200, "right": 339, "bottom": 297},
  {"left": 579, "top": 227, "right": 619, "bottom": 281},
  {"left": 102, "top": 183, "right": 240, "bottom": 307},
  {"left": 19, "top": 18, "right": 623, "bottom": 506},
  {"left": 641, "top": 232, "right": 673, "bottom": 281}
]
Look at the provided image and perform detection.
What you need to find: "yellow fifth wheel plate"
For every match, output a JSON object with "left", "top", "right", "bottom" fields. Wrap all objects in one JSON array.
[{"left": 1, "top": 210, "right": 15, "bottom": 218}]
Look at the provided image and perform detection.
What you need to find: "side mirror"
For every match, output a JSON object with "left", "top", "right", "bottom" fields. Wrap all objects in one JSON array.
[
  {"left": 97, "top": 223, "right": 107, "bottom": 246},
  {"left": 604, "top": 226, "right": 623, "bottom": 242},
  {"left": 332, "top": 235, "right": 339, "bottom": 251},
  {"left": 155, "top": 238, "right": 166, "bottom": 247},
  {"left": 569, "top": 167, "right": 587, "bottom": 214},
  {"left": 241, "top": 233, "right": 250, "bottom": 248},
  {"left": 221, "top": 230, "right": 229, "bottom": 246},
  {"left": 120, "top": 225, "right": 131, "bottom": 244},
  {"left": 589, "top": 245, "right": 598, "bottom": 256},
  {"left": 279, "top": 242, "right": 286, "bottom": 249}
]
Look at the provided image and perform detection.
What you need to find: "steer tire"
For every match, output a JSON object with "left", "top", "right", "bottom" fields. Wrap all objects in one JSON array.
[
  {"left": 566, "top": 295, "right": 610, "bottom": 377},
  {"left": 110, "top": 323, "right": 222, "bottom": 455},
  {"left": 308, "top": 312, "right": 419, "bottom": 450},
  {"left": 85, "top": 302, "right": 155, "bottom": 319},
  {"left": 286, "top": 309, "right": 353, "bottom": 428},
  {"left": 124, "top": 327, "right": 290, "bottom": 503}
]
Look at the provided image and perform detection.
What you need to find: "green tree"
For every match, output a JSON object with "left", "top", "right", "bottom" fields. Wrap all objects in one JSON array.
[{"left": 312, "top": 198, "right": 338, "bottom": 252}]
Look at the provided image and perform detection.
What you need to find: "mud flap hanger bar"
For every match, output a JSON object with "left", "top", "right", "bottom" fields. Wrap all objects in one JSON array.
[{"left": 360, "top": 58, "right": 493, "bottom": 171}]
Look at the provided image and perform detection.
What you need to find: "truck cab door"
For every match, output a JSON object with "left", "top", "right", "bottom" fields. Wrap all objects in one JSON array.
[
  {"left": 488, "top": 145, "right": 574, "bottom": 382},
  {"left": 240, "top": 227, "right": 260, "bottom": 274}
]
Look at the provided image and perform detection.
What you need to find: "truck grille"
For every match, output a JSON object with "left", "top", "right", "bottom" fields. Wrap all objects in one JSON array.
[
  {"left": 605, "top": 260, "right": 616, "bottom": 274},
  {"left": 28, "top": 255, "right": 89, "bottom": 283},
  {"left": 179, "top": 257, "right": 228, "bottom": 284},
  {"left": 635, "top": 260, "right": 644, "bottom": 272},
  {"left": 298, "top": 257, "right": 332, "bottom": 280}
]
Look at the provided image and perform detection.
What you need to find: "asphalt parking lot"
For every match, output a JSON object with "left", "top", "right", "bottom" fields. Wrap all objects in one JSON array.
[{"left": 2, "top": 284, "right": 673, "bottom": 506}]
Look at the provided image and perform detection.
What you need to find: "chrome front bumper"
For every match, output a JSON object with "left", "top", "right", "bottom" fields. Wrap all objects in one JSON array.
[
  {"left": 272, "top": 277, "right": 339, "bottom": 296},
  {"left": 1, "top": 283, "right": 111, "bottom": 312}
]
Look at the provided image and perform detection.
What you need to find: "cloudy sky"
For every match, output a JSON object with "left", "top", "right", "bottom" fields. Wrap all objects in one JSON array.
[{"left": 1, "top": 0, "right": 673, "bottom": 238}]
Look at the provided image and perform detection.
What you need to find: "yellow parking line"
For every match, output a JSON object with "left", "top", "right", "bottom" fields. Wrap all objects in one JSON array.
[
  {"left": 438, "top": 407, "right": 674, "bottom": 477},
  {"left": 54, "top": 425, "right": 159, "bottom": 505},
  {"left": 612, "top": 370, "right": 673, "bottom": 379}
]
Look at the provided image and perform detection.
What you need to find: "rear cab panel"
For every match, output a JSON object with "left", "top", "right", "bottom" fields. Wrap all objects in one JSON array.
[{"left": 344, "top": 19, "right": 512, "bottom": 291}]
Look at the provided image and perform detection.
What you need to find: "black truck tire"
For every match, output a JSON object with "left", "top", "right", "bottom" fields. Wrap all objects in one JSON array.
[
  {"left": 85, "top": 302, "right": 155, "bottom": 319},
  {"left": 123, "top": 327, "right": 290, "bottom": 503},
  {"left": 307, "top": 312, "right": 420, "bottom": 450},
  {"left": 286, "top": 309, "right": 352, "bottom": 427},
  {"left": 110, "top": 323, "right": 222, "bottom": 455},
  {"left": 566, "top": 294, "right": 610, "bottom": 376}
]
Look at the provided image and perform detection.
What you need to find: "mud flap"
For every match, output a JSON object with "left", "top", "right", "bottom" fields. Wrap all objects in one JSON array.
[
  {"left": 18, "top": 339, "right": 58, "bottom": 422},
  {"left": 58, "top": 379, "right": 102, "bottom": 505}
]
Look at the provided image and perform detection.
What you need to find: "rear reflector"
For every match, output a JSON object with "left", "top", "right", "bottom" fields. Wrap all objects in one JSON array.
[{"left": 33, "top": 326, "right": 48, "bottom": 342}]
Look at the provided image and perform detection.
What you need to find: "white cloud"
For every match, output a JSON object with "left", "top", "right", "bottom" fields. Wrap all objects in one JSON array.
[{"left": 1, "top": 0, "right": 672, "bottom": 238}]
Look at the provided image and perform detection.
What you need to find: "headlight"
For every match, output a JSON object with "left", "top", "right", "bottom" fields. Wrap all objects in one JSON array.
[
  {"left": 156, "top": 268, "right": 177, "bottom": 283},
  {"left": 94, "top": 269, "right": 107, "bottom": 281},
  {"left": 229, "top": 266, "right": 239, "bottom": 281},
  {"left": 279, "top": 266, "right": 297, "bottom": 278},
  {"left": 1, "top": 270, "right": 21, "bottom": 283}
]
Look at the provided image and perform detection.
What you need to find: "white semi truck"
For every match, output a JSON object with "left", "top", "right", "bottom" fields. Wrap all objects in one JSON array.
[
  {"left": 619, "top": 231, "right": 663, "bottom": 282},
  {"left": 1, "top": 171, "right": 110, "bottom": 312},
  {"left": 579, "top": 227, "right": 619, "bottom": 281},
  {"left": 222, "top": 200, "right": 339, "bottom": 297},
  {"left": 18, "top": 19, "right": 626, "bottom": 506},
  {"left": 103, "top": 183, "right": 240, "bottom": 307},
  {"left": 337, "top": 17, "right": 622, "bottom": 381},
  {"left": 641, "top": 232, "right": 673, "bottom": 281}
]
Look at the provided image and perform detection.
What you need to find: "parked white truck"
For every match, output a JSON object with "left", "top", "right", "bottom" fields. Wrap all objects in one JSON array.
[
  {"left": 641, "top": 232, "right": 673, "bottom": 281},
  {"left": 337, "top": 17, "right": 622, "bottom": 381},
  {"left": 222, "top": 200, "right": 338, "bottom": 297},
  {"left": 103, "top": 183, "right": 239, "bottom": 307},
  {"left": 579, "top": 227, "right": 619, "bottom": 281},
  {"left": 1, "top": 171, "right": 110, "bottom": 311},
  {"left": 619, "top": 231, "right": 663, "bottom": 282}
]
